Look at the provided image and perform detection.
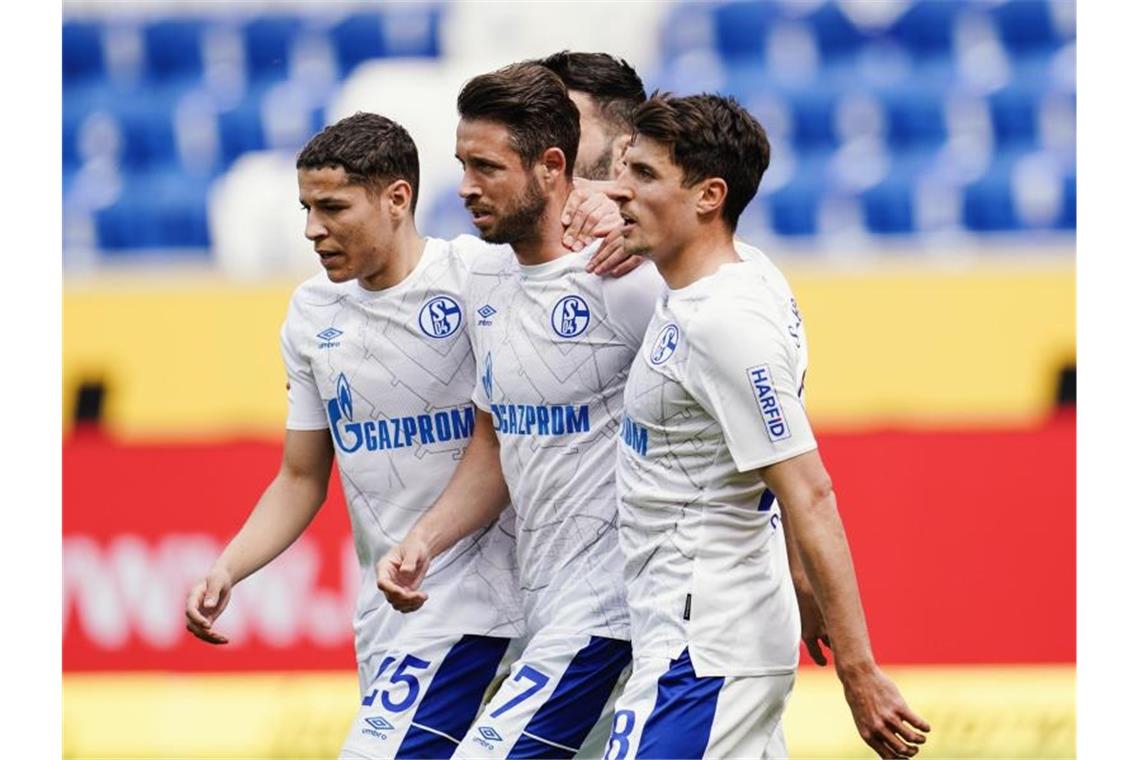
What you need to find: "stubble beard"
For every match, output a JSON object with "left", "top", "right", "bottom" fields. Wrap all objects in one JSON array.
[{"left": 480, "top": 176, "right": 548, "bottom": 245}]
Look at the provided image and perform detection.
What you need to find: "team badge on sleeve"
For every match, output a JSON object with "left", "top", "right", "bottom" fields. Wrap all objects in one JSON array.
[
  {"left": 650, "top": 324, "right": 680, "bottom": 365},
  {"left": 551, "top": 295, "right": 590, "bottom": 338},
  {"left": 418, "top": 296, "right": 463, "bottom": 338},
  {"left": 747, "top": 364, "right": 791, "bottom": 441}
]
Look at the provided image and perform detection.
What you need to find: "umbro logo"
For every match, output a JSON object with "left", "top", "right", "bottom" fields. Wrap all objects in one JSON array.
[
  {"left": 317, "top": 327, "right": 343, "bottom": 348},
  {"left": 478, "top": 304, "right": 496, "bottom": 326},
  {"left": 478, "top": 726, "right": 503, "bottom": 742},
  {"left": 365, "top": 716, "right": 395, "bottom": 731}
]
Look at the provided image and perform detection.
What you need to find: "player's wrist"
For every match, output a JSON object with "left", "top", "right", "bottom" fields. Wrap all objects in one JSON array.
[{"left": 835, "top": 655, "right": 878, "bottom": 682}]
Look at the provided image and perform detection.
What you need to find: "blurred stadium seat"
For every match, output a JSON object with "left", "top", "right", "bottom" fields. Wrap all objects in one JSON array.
[{"left": 62, "top": 0, "right": 1075, "bottom": 269}]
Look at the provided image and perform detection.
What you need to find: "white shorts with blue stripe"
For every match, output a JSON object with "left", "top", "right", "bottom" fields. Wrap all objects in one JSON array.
[
  {"left": 602, "top": 648, "right": 794, "bottom": 760},
  {"left": 454, "top": 629, "right": 633, "bottom": 759},
  {"left": 340, "top": 633, "right": 519, "bottom": 760}
]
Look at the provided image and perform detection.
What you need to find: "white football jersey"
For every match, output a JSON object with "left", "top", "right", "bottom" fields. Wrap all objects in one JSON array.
[
  {"left": 281, "top": 236, "right": 525, "bottom": 666},
  {"left": 617, "top": 244, "right": 817, "bottom": 677},
  {"left": 461, "top": 235, "right": 663, "bottom": 640}
]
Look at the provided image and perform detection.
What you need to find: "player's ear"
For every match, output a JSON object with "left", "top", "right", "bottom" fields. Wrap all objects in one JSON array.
[
  {"left": 538, "top": 147, "right": 567, "bottom": 185},
  {"left": 695, "top": 177, "right": 728, "bottom": 218},
  {"left": 385, "top": 179, "right": 415, "bottom": 219}
]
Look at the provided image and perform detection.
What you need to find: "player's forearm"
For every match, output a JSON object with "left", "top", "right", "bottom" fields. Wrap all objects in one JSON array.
[
  {"left": 783, "top": 486, "right": 877, "bottom": 675},
  {"left": 408, "top": 411, "right": 510, "bottom": 557},
  {"left": 215, "top": 470, "right": 327, "bottom": 584}
]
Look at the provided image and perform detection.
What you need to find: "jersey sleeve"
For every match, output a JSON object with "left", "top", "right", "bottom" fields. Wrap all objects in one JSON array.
[
  {"left": 686, "top": 299, "right": 816, "bottom": 472},
  {"left": 601, "top": 260, "right": 665, "bottom": 348},
  {"left": 280, "top": 309, "right": 329, "bottom": 431}
]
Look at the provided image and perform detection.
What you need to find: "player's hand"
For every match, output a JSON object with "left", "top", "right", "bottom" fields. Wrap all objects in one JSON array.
[
  {"left": 376, "top": 538, "right": 431, "bottom": 613},
  {"left": 840, "top": 664, "right": 931, "bottom": 758},
  {"left": 185, "top": 566, "right": 235, "bottom": 645},
  {"left": 795, "top": 582, "right": 831, "bottom": 666},
  {"left": 561, "top": 179, "right": 637, "bottom": 276}
]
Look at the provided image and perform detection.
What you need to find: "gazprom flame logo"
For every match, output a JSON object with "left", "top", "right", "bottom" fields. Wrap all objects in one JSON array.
[
  {"left": 482, "top": 352, "right": 493, "bottom": 400},
  {"left": 552, "top": 294, "right": 590, "bottom": 338},
  {"left": 418, "top": 295, "right": 463, "bottom": 339},
  {"left": 328, "top": 373, "right": 362, "bottom": 453}
]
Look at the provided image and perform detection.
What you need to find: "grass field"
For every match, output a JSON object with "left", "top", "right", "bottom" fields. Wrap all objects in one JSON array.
[{"left": 63, "top": 665, "right": 1074, "bottom": 759}]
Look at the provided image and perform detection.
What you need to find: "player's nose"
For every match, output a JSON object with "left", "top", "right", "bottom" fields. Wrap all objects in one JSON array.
[{"left": 304, "top": 212, "right": 327, "bottom": 241}]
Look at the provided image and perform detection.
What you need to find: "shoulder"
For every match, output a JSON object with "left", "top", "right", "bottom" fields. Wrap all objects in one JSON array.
[
  {"left": 445, "top": 234, "right": 515, "bottom": 275},
  {"left": 687, "top": 264, "right": 784, "bottom": 348}
]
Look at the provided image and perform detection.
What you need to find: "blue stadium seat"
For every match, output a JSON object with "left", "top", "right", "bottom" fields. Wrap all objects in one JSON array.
[
  {"left": 243, "top": 15, "right": 303, "bottom": 84},
  {"left": 217, "top": 99, "right": 267, "bottom": 168},
  {"left": 115, "top": 96, "right": 180, "bottom": 170},
  {"left": 890, "top": 1, "right": 959, "bottom": 60},
  {"left": 805, "top": 2, "right": 867, "bottom": 66},
  {"left": 881, "top": 85, "right": 947, "bottom": 149},
  {"left": 963, "top": 164, "right": 1017, "bottom": 232},
  {"left": 143, "top": 18, "right": 206, "bottom": 84},
  {"left": 1058, "top": 172, "right": 1075, "bottom": 230},
  {"left": 860, "top": 173, "right": 914, "bottom": 234},
  {"left": 992, "top": 0, "right": 1060, "bottom": 56},
  {"left": 330, "top": 12, "right": 387, "bottom": 77},
  {"left": 785, "top": 89, "right": 838, "bottom": 151},
  {"left": 989, "top": 84, "right": 1040, "bottom": 149},
  {"left": 712, "top": 0, "right": 774, "bottom": 63},
  {"left": 95, "top": 170, "right": 212, "bottom": 251},
  {"left": 63, "top": 21, "right": 105, "bottom": 84}
]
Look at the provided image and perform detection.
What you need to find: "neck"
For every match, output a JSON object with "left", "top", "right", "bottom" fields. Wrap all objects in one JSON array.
[
  {"left": 358, "top": 224, "right": 426, "bottom": 291},
  {"left": 511, "top": 184, "right": 573, "bottom": 266},
  {"left": 654, "top": 222, "right": 739, "bottom": 290}
]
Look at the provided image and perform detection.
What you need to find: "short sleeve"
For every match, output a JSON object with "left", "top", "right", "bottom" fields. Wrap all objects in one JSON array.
[
  {"left": 280, "top": 316, "right": 329, "bottom": 431},
  {"left": 601, "top": 260, "right": 665, "bottom": 348},
  {"left": 686, "top": 301, "right": 816, "bottom": 472}
]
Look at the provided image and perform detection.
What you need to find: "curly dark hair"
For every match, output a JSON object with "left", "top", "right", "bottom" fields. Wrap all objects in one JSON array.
[{"left": 296, "top": 112, "right": 420, "bottom": 212}]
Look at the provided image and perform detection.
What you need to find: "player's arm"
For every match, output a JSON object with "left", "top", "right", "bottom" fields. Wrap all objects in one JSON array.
[
  {"left": 185, "top": 428, "right": 334, "bottom": 644},
  {"left": 781, "top": 512, "right": 831, "bottom": 665},
  {"left": 762, "top": 451, "right": 931, "bottom": 759},
  {"left": 376, "top": 409, "right": 509, "bottom": 612}
]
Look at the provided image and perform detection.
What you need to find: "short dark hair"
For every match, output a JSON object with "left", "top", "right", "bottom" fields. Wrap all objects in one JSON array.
[
  {"left": 632, "top": 93, "right": 770, "bottom": 232},
  {"left": 457, "top": 62, "right": 580, "bottom": 175},
  {"left": 296, "top": 112, "right": 420, "bottom": 212},
  {"left": 535, "top": 51, "right": 646, "bottom": 134}
]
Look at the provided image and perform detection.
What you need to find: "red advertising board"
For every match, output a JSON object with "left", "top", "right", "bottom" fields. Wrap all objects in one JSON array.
[{"left": 63, "top": 413, "right": 1075, "bottom": 671}]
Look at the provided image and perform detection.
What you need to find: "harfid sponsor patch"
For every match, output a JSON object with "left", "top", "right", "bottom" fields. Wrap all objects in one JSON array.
[{"left": 747, "top": 364, "right": 791, "bottom": 442}]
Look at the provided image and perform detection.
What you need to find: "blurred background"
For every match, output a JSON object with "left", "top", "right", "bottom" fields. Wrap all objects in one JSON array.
[{"left": 62, "top": 0, "right": 1075, "bottom": 757}]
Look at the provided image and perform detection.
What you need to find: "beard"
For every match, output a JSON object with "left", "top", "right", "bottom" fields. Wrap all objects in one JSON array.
[
  {"left": 478, "top": 175, "right": 548, "bottom": 245},
  {"left": 575, "top": 140, "right": 615, "bottom": 181}
]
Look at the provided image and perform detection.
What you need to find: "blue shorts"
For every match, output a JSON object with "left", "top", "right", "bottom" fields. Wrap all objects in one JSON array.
[{"left": 340, "top": 633, "right": 516, "bottom": 759}]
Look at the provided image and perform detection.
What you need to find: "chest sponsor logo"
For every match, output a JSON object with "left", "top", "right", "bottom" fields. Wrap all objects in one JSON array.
[
  {"left": 747, "top": 364, "right": 791, "bottom": 442},
  {"left": 649, "top": 323, "right": 680, "bottom": 365},
  {"left": 551, "top": 294, "right": 590, "bottom": 338},
  {"left": 317, "top": 326, "right": 343, "bottom": 349},
  {"left": 620, "top": 413, "right": 648, "bottom": 456},
  {"left": 418, "top": 295, "right": 463, "bottom": 339},
  {"left": 490, "top": 403, "right": 589, "bottom": 436},
  {"left": 326, "top": 373, "right": 475, "bottom": 453}
]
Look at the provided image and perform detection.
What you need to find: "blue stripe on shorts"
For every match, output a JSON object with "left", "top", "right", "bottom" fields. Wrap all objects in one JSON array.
[
  {"left": 396, "top": 634, "right": 512, "bottom": 759},
  {"left": 636, "top": 648, "right": 723, "bottom": 759},
  {"left": 507, "top": 636, "right": 633, "bottom": 759}
]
